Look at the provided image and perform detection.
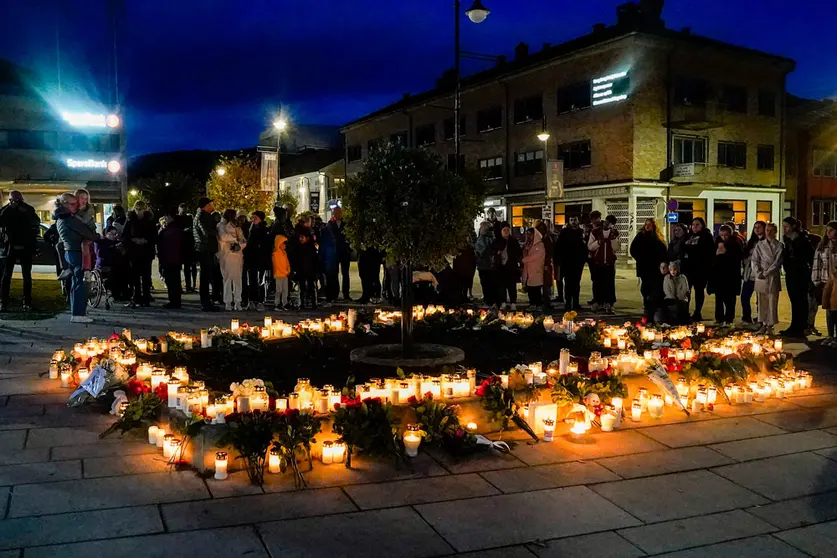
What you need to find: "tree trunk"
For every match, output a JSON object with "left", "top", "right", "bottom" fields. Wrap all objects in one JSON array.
[{"left": 401, "top": 261, "right": 414, "bottom": 356}]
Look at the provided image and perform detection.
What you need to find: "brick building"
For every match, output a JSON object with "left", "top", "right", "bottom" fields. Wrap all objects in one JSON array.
[{"left": 340, "top": 2, "right": 794, "bottom": 249}]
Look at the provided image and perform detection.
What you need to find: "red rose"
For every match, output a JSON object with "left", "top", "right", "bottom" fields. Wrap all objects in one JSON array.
[
  {"left": 407, "top": 395, "right": 418, "bottom": 406},
  {"left": 681, "top": 338, "right": 692, "bottom": 349},
  {"left": 474, "top": 386, "right": 487, "bottom": 397},
  {"left": 641, "top": 317, "right": 648, "bottom": 324},
  {"left": 154, "top": 382, "right": 168, "bottom": 400},
  {"left": 126, "top": 379, "right": 150, "bottom": 396},
  {"left": 424, "top": 391, "right": 433, "bottom": 401}
]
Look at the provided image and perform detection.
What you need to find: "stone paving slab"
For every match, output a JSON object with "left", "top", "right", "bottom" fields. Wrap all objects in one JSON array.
[
  {"left": 426, "top": 447, "right": 527, "bottom": 474},
  {"left": 23, "top": 525, "right": 269, "bottom": 558},
  {"left": 775, "top": 520, "right": 837, "bottom": 557},
  {"left": 162, "top": 487, "right": 355, "bottom": 531},
  {"left": 590, "top": 469, "right": 768, "bottom": 523},
  {"left": 0, "top": 447, "right": 50, "bottom": 466},
  {"left": 0, "top": 552, "right": 18, "bottom": 558},
  {"left": 653, "top": 534, "right": 808, "bottom": 557},
  {"left": 0, "top": 379, "right": 65, "bottom": 396},
  {"left": 814, "top": 446, "right": 837, "bottom": 461},
  {"left": 526, "top": 531, "right": 644, "bottom": 558},
  {"left": 0, "top": 486, "right": 9, "bottom": 518},
  {"left": 0, "top": 405, "right": 44, "bottom": 418},
  {"left": 595, "top": 447, "right": 734, "bottom": 479},
  {"left": 0, "top": 459, "right": 81, "bottom": 486},
  {"left": 0, "top": 430, "right": 25, "bottom": 451},
  {"left": 785, "top": 393, "right": 837, "bottom": 408},
  {"left": 479, "top": 461, "right": 620, "bottom": 493},
  {"left": 511, "top": 431, "right": 667, "bottom": 467},
  {"left": 24, "top": 426, "right": 121, "bottom": 448},
  {"left": 344, "top": 473, "right": 499, "bottom": 510},
  {"left": 747, "top": 490, "right": 837, "bottom": 529},
  {"left": 712, "top": 451, "right": 837, "bottom": 500},
  {"left": 458, "top": 546, "right": 537, "bottom": 558},
  {"left": 617, "top": 509, "right": 775, "bottom": 554},
  {"left": 258, "top": 506, "right": 454, "bottom": 558},
  {"left": 0, "top": 414, "right": 114, "bottom": 431},
  {"left": 753, "top": 407, "right": 837, "bottom": 432},
  {"left": 5, "top": 394, "right": 68, "bottom": 406},
  {"left": 50, "top": 440, "right": 159, "bottom": 460},
  {"left": 709, "top": 430, "right": 837, "bottom": 461},
  {"left": 82, "top": 454, "right": 170, "bottom": 478},
  {"left": 415, "top": 486, "right": 641, "bottom": 552},
  {"left": 709, "top": 399, "right": 803, "bottom": 417},
  {"left": 638, "top": 417, "right": 787, "bottom": 448},
  {"left": 8, "top": 470, "right": 211, "bottom": 517},
  {"left": 0, "top": 505, "right": 163, "bottom": 551},
  {"left": 205, "top": 471, "right": 265, "bottom": 498}
]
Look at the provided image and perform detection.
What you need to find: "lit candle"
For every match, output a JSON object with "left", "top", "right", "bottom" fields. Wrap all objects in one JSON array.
[
  {"left": 603, "top": 337, "right": 612, "bottom": 348},
  {"left": 117, "top": 401, "right": 129, "bottom": 417},
  {"left": 601, "top": 411, "right": 616, "bottom": 431},
  {"left": 559, "top": 348, "right": 570, "bottom": 375},
  {"left": 288, "top": 392, "right": 299, "bottom": 410},
  {"left": 167, "top": 439, "right": 181, "bottom": 463},
  {"left": 48, "top": 360, "right": 59, "bottom": 379},
  {"left": 162, "top": 434, "right": 176, "bottom": 458},
  {"left": 176, "top": 386, "right": 188, "bottom": 411},
  {"left": 199, "top": 388, "right": 210, "bottom": 409},
  {"left": 542, "top": 418, "right": 556, "bottom": 442},
  {"left": 648, "top": 395, "right": 664, "bottom": 419},
  {"left": 200, "top": 329, "right": 210, "bottom": 348},
  {"left": 803, "top": 372, "right": 813, "bottom": 389},
  {"left": 135, "top": 339, "right": 148, "bottom": 353},
  {"left": 276, "top": 397, "right": 289, "bottom": 411},
  {"left": 150, "top": 370, "right": 166, "bottom": 390},
  {"left": 543, "top": 316, "right": 555, "bottom": 330},
  {"left": 237, "top": 395, "right": 251, "bottom": 413},
  {"left": 638, "top": 387, "right": 649, "bottom": 412},
  {"left": 167, "top": 379, "right": 181, "bottom": 408},
  {"left": 570, "top": 421, "right": 588, "bottom": 439},
  {"left": 155, "top": 429, "right": 166, "bottom": 448},
  {"left": 172, "top": 367, "right": 189, "bottom": 383},
  {"left": 631, "top": 399, "right": 642, "bottom": 422},
  {"left": 466, "top": 422, "right": 477, "bottom": 433},
  {"left": 268, "top": 448, "right": 282, "bottom": 473},
  {"left": 617, "top": 338, "right": 627, "bottom": 350},
  {"left": 332, "top": 439, "right": 347, "bottom": 463},
  {"left": 230, "top": 319, "right": 240, "bottom": 333},
  {"left": 264, "top": 316, "right": 273, "bottom": 329},
  {"left": 707, "top": 386, "right": 717, "bottom": 405},
  {"left": 214, "top": 451, "right": 228, "bottom": 480},
  {"left": 774, "top": 339, "right": 783, "bottom": 351},
  {"left": 147, "top": 425, "right": 159, "bottom": 444},
  {"left": 321, "top": 440, "right": 334, "bottom": 464},
  {"left": 159, "top": 338, "right": 168, "bottom": 353},
  {"left": 53, "top": 349, "right": 65, "bottom": 362},
  {"left": 696, "top": 323, "right": 705, "bottom": 334},
  {"left": 684, "top": 349, "right": 694, "bottom": 361},
  {"left": 403, "top": 424, "right": 422, "bottom": 457}
]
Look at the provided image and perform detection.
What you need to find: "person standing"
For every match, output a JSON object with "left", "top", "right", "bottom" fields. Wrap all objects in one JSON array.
[
  {"left": 176, "top": 204, "right": 197, "bottom": 293},
  {"left": 357, "top": 246, "right": 382, "bottom": 304},
  {"left": 782, "top": 217, "right": 814, "bottom": 337},
  {"left": 588, "top": 213, "right": 620, "bottom": 314},
  {"left": 193, "top": 198, "right": 220, "bottom": 312},
  {"left": 475, "top": 221, "right": 497, "bottom": 307},
  {"left": 294, "top": 216, "right": 318, "bottom": 309},
  {"left": 106, "top": 204, "right": 127, "bottom": 235},
  {"left": 813, "top": 222, "right": 837, "bottom": 345},
  {"left": 272, "top": 233, "right": 291, "bottom": 310},
  {"left": 667, "top": 223, "right": 689, "bottom": 263},
  {"left": 453, "top": 234, "right": 477, "bottom": 304},
  {"left": 683, "top": 217, "right": 715, "bottom": 321},
  {"left": 122, "top": 201, "right": 157, "bottom": 308},
  {"left": 157, "top": 211, "right": 183, "bottom": 309},
  {"left": 328, "top": 207, "right": 352, "bottom": 301},
  {"left": 630, "top": 218, "right": 668, "bottom": 321},
  {"left": 318, "top": 215, "right": 339, "bottom": 303},
  {"left": 740, "top": 221, "right": 766, "bottom": 325},
  {"left": 0, "top": 191, "right": 40, "bottom": 312},
  {"left": 522, "top": 228, "right": 545, "bottom": 308},
  {"left": 710, "top": 225, "right": 743, "bottom": 326},
  {"left": 555, "top": 216, "right": 587, "bottom": 311},
  {"left": 494, "top": 224, "right": 522, "bottom": 310},
  {"left": 216, "top": 209, "right": 247, "bottom": 311},
  {"left": 752, "top": 222, "right": 784, "bottom": 335},
  {"left": 244, "top": 210, "right": 270, "bottom": 310},
  {"left": 534, "top": 220, "right": 554, "bottom": 312},
  {"left": 54, "top": 193, "right": 98, "bottom": 323}
]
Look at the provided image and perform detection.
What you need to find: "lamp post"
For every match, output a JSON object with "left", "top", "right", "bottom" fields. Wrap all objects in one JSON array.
[
  {"left": 273, "top": 118, "right": 287, "bottom": 193},
  {"left": 454, "top": 0, "right": 490, "bottom": 173}
]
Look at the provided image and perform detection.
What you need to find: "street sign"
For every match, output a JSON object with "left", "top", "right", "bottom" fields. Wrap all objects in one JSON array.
[
  {"left": 546, "top": 159, "right": 564, "bottom": 199},
  {"left": 667, "top": 212, "right": 679, "bottom": 223},
  {"left": 673, "top": 163, "right": 695, "bottom": 177},
  {"left": 667, "top": 199, "right": 679, "bottom": 211}
]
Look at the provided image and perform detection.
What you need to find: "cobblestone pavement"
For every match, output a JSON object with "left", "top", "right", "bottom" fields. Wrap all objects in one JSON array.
[{"left": 1, "top": 269, "right": 835, "bottom": 557}]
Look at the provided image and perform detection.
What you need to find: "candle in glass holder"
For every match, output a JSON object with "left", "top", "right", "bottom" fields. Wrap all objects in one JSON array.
[
  {"left": 155, "top": 428, "right": 166, "bottom": 448},
  {"left": 707, "top": 386, "right": 718, "bottom": 405},
  {"left": 167, "top": 439, "right": 181, "bottom": 462},
  {"left": 76, "top": 367, "right": 90, "bottom": 383},
  {"left": 638, "top": 387, "right": 649, "bottom": 411},
  {"left": 332, "top": 439, "right": 347, "bottom": 463},
  {"left": 648, "top": 395, "right": 664, "bottom": 419},
  {"left": 696, "top": 323, "right": 705, "bottom": 334},
  {"left": 617, "top": 338, "right": 627, "bottom": 350},
  {"left": 135, "top": 339, "right": 149, "bottom": 353},
  {"left": 321, "top": 440, "right": 335, "bottom": 464},
  {"left": 268, "top": 448, "right": 282, "bottom": 473},
  {"left": 159, "top": 338, "right": 168, "bottom": 353},
  {"left": 603, "top": 337, "right": 612, "bottom": 348},
  {"left": 684, "top": 349, "right": 695, "bottom": 361},
  {"left": 230, "top": 319, "right": 240, "bottom": 333},
  {"left": 570, "top": 421, "right": 588, "bottom": 439},
  {"left": 214, "top": 452, "right": 228, "bottom": 480},
  {"left": 150, "top": 370, "right": 166, "bottom": 390},
  {"left": 542, "top": 418, "right": 556, "bottom": 442},
  {"left": 200, "top": 329, "right": 210, "bottom": 348},
  {"left": 803, "top": 372, "right": 813, "bottom": 389},
  {"left": 774, "top": 339, "right": 783, "bottom": 351},
  {"left": 162, "top": 434, "right": 176, "bottom": 458},
  {"left": 403, "top": 424, "right": 422, "bottom": 457},
  {"left": 568, "top": 362, "right": 579, "bottom": 375},
  {"left": 601, "top": 411, "right": 616, "bottom": 431},
  {"left": 288, "top": 392, "right": 300, "bottom": 410},
  {"left": 147, "top": 425, "right": 159, "bottom": 444},
  {"left": 167, "top": 379, "right": 181, "bottom": 408},
  {"left": 173, "top": 367, "right": 189, "bottom": 383},
  {"left": 264, "top": 316, "right": 273, "bottom": 329},
  {"left": 631, "top": 399, "right": 642, "bottom": 421}
]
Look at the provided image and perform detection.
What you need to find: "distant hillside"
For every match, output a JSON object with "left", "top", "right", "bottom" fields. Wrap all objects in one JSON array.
[{"left": 128, "top": 148, "right": 255, "bottom": 182}]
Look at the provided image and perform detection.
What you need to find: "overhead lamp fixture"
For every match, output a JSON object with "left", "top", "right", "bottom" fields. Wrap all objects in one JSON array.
[{"left": 465, "top": 0, "right": 490, "bottom": 23}]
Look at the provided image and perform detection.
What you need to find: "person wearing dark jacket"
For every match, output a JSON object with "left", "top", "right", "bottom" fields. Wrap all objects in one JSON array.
[
  {"left": 54, "top": 193, "right": 99, "bottom": 322},
  {"left": 176, "top": 204, "right": 197, "bottom": 293},
  {"left": 357, "top": 246, "right": 383, "bottom": 304},
  {"left": 327, "top": 207, "right": 351, "bottom": 301},
  {"left": 587, "top": 212, "right": 620, "bottom": 314},
  {"left": 475, "top": 221, "right": 497, "bottom": 306},
  {"left": 157, "top": 212, "right": 183, "bottom": 309},
  {"left": 740, "top": 221, "right": 766, "bottom": 324},
  {"left": 0, "top": 190, "right": 40, "bottom": 311},
  {"left": 193, "top": 197, "right": 220, "bottom": 311},
  {"left": 294, "top": 217, "right": 318, "bottom": 309},
  {"left": 555, "top": 217, "right": 587, "bottom": 311},
  {"left": 453, "top": 234, "right": 477, "bottom": 304},
  {"left": 122, "top": 201, "right": 157, "bottom": 307},
  {"left": 630, "top": 218, "right": 668, "bottom": 321},
  {"left": 244, "top": 211, "right": 271, "bottom": 310},
  {"left": 782, "top": 217, "right": 814, "bottom": 337},
  {"left": 683, "top": 217, "right": 715, "bottom": 321},
  {"left": 319, "top": 217, "right": 339, "bottom": 302},
  {"left": 493, "top": 224, "right": 522, "bottom": 310},
  {"left": 709, "top": 225, "right": 743, "bottom": 325},
  {"left": 667, "top": 223, "right": 689, "bottom": 264}
]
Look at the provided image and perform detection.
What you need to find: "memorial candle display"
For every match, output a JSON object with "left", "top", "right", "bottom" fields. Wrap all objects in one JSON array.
[
  {"left": 268, "top": 448, "right": 282, "bottom": 473},
  {"left": 403, "top": 424, "right": 422, "bottom": 457},
  {"left": 214, "top": 452, "right": 228, "bottom": 480}
]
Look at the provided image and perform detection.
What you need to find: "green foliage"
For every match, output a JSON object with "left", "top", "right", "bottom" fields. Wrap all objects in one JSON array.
[
  {"left": 476, "top": 376, "right": 539, "bottom": 441},
  {"left": 272, "top": 409, "right": 324, "bottom": 488},
  {"left": 100, "top": 394, "right": 163, "bottom": 439},
  {"left": 551, "top": 371, "right": 628, "bottom": 407},
  {"left": 409, "top": 393, "right": 461, "bottom": 445},
  {"left": 344, "top": 142, "right": 484, "bottom": 268},
  {"left": 276, "top": 189, "right": 299, "bottom": 220},
  {"left": 131, "top": 171, "right": 203, "bottom": 215},
  {"left": 217, "top": 410, "right": 278, "bottom": 485},
  {"left": 331, "top": 398, "right": 401, "bottom": 468},
  {"left": 207, "top": 155, "right": 276, "bottom": 216}
]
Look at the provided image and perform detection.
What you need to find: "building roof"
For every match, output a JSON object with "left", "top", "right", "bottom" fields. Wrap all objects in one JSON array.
[
  {"left": 341, "top": 4, "right": 795, "bottom": 131},
  {"left": 279, "top": 148, "right": 343, "bottom": 178}
]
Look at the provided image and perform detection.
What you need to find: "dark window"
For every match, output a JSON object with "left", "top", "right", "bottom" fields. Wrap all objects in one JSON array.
[
  {"left": 415, "top": 124, "right": 436, "bottom": 146},
  {"left": 515, "top": 150, "right": 544, "bottom": 176},
  {"left": 812, "top": 150, "right": 837, "bottom": 178},
  {"left": 443, "top": 116, "right": 466, "bottom": 140},
  {"left": 478, "top": 156, "right": 504, "bottom": 180},
  {"left": 719, "top": 85, "right": 748, "bottom": 113},
  {"left": 514, "top": 95, "right": 543, "bottom": 123},
  {"left": 558, "top": 140, "right": 592, "bottom": 170},
  {"left": 812, "top": 199, "right": 837, "bottom": 227},
  {"left": 758, "top": 89, "right": 776, "bottom": 117},
  {"left": 0, "top": 130, "right": 7, "bottom": 148},
  {"left": 7, "top": 130, "right": 52, "bottom": 150},
  {"left": 98, "top": 134, "right": 120, "bottom": 152},
  {"left": 390, "top": 131, "right": 408, "bottom": 146},
  {"left": 477, "top": 106, "right": 503, "bottom": 132},
  {"left": 717, "top": 141, "right": 747, "bottom": 168},
  {"left": 674, "top": 77, "right": 708, "bottom": 107},
  {"left": 673, "top": 136, "right": 707, "bottom": 164},
  {"left": 557, "top": 82, "right": 591, "bottom": 114},
  {"left": 757, "top": 145, "right": 775, "bottom": 170},
  {"left": 347, "top": 144, "right": 362, "bottom": 162}
]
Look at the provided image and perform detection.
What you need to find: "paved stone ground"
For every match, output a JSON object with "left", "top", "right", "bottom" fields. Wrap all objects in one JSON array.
[{"left": 1, "top": 270, "right": 836, "bottom": 557}]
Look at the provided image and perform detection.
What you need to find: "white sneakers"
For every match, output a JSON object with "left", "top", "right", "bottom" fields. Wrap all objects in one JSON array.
[{"left": 70, "top": 316, "right": 93, "bottom": 324}]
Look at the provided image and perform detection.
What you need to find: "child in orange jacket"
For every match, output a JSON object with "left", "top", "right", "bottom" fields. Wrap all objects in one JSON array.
[{"left": 272, "top": 234, "right": 291, "bottom": 310}]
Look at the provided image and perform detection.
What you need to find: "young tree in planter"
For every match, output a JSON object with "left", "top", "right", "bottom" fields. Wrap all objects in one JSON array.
[
  {"left": 344, "top": 142, "right": 484, "bottom": 352},
  {"left": 131, "top": 171, "right": 203, "bottom": 215},
  {"left": 206, "top": 155, "right": 276, "bottom": 215}
]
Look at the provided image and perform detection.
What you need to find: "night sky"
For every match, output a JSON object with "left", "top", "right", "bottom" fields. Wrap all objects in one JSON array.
[{"left": 1, "top": 0, "right": 835, "bottom": 156}]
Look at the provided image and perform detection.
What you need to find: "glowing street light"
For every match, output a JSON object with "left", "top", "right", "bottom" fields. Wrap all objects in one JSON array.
[
  {"left": 537, "top": 132, "right": 551, "bottom": 142},
  {"left": 105, "top": 114, "right": 121, "bottom": 128},
  {"left": 129, "top": 189, "right": 138, "bottom": 196},
  {"left": 273, "top": 118, "right": 287, "bottom": 131},
  {"left": 107, "top": 160, "right": 121, "bottom": 173},
  {"left": 216, "top": 167, "right": 226, "bottom": 176},
  {"left": 465, "top": 0, "right": 490, "bottom": 23}
]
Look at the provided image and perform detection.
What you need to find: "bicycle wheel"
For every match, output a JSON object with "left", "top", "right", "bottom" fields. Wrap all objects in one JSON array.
[{"left": 86, "top": 270, "right": 103, "bottom": 308}]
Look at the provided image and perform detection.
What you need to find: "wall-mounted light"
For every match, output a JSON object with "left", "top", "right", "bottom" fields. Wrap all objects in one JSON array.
[
  {"left": 107, "top": 160, "right": 121, "bottom": 173},
  {"left": 62, "top": 112, "right": 121, "bottom": 128}
]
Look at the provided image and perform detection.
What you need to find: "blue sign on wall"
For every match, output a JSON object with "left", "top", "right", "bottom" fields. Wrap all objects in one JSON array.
[{"left": 667, "top": 212, "right": 679, "bottom": 223}]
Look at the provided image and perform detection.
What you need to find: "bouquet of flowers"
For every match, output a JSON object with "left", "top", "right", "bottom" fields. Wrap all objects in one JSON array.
[
  {"left": 272, "top": 408, "right": 324, "bottom": 488},
  {"left": 476, "top": 376, "right": 538, "bottom": 442},
  {"left": 230, "top": 378, "right": 266, "bottom": 399},
  {"left": 331, "top": 397, "right": 401, "bottom": 468},
  {"left": 408, "top": 392, "right": 462, "bottom": 446},
  {"left": 550, "top": 366, "right": 628, "bottom": 407},
  {"left": 217, "top": 410, "right": 278, "bottom": 486}
]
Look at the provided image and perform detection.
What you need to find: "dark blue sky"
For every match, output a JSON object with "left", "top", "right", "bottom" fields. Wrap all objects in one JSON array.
[{"left": 2, "top": 0, "right": 835, "bottom": 156}]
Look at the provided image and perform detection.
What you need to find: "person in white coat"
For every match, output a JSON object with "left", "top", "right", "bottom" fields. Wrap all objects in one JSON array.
[
  {"left": 521, "top": 227, "right": 545, "bottom": 308},
  {"left": 216, "top": 209, "right": 247, "bottom": 311},
  {"left": 751, "top": 222, "right": 784, "bottom": 334}
]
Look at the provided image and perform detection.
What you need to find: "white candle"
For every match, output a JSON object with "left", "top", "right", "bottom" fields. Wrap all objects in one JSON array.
[
  {"left": 200, "top": 329, "right": 210, "bottom": 348},
  {"left": 162, "top": 434, "right": 176, "bottom": 458},
  {"left": 631, "top": 400, "right": 642, "bottom": 422},
  {"left": 321, "top": 440, "right": 334, "bottom": 464},
  {"left": 601, "top": 413, "right": 616, "bottom": 431},
  {"left": 691, "top": 398, "right": 701, "bottom": 413},
  {"left": 603, "top": 337, "right": 612, "bottom": 348},
  {"left": 264, "top": 316, "right": 273, "bottom": 329},
  {"left": 214, "top": 451, "right": 228, "bottom": 480},
  {"left": 160, "top": 339, "right": 168, "bottom": 353},
  {"left": 147, "top": 425, "right": 159, "bottom": 444},
  {"left": 49, "top": 361, "right": 59, "bottom": 379},
  {"left": 774, "top": 339, "right": 783, "bottom": 351},
  {"left": 237, "top": 396, "right": 251, "bottom": 413},
  {"left": 155, "top": 429, "right": 166, "bottom": 448},
  {"left": 403, "top": 424, "right": 422, "bottom": 457},
  {"left": 332, "top": 440, "right": 346, "bottom": 463},
  {"left": 268, "top": 448, "right": 281, "bottom": 473},
  {"left": 230, "top": 319, "right": 240, "bottom": 334},
  {"left": 173, "top": 367, "right": 189, "bottom": 383},
  {"left": 167, "top": 439, "right": 181, "bottom": 462},
  {"left": 77, "top": 368, "right": 90, "bottom": 383},
  {"left": 150, "top": 370, "right": 166, "bottom": 390},
  {"left": 570, "top": 421, "right": 588, "bottom": 439},
  {"left": 648, "top": 395, "right": 664, "bottom": 419},
  {"left": 617, "top": 338, "right": 627, "bottom": 350},
  {"left": 542, "top": 418, "right": 555, "bottom": 442},
  {"left": 559, "top": 348, "right": 570, "bottom": 375},
  {"left": 167, "top": 379, "right": 181, "bottom": 408}
]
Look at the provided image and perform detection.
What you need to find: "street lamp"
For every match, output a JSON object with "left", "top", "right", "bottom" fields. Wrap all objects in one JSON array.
[
  {"left": 454, "top": 0, "right": 490, "bottom": 173},
  {"left": 216, "top": 167, "right": 226, "bottom": 176},
  {"left": 537, "top": 132, "right": 550, "bottom": 142},
  {"left": 273, "top": 118, "right": 287, "bottom": 131}
]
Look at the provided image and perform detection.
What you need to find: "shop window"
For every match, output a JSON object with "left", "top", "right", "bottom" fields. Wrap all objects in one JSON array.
[
  {"left": 557, "top": 82, "right": 591, "bottom": 114},
  {"left": 674, "top": 76, "right": 708, "bottom": 107},
  {"left": 558, "top": 140, "right": 591, "bottom": 170},
  {"left": 443, "top": 116, "right": 466, "bottom": 140},
  {"left": 719, "top": 85, "right": 748, "bottom": 113},
  {"left": 477, "top": 106, "right": 503, "bottom": 132},
  {"left": 514, "top": 95, "right": 543, "bottom": 124},
  {"left": 553, "top": 202, "right": 592, "bottom": 226},
  {"left": 512, "top": 204, "right": 543, "bottom": 230},
  {"left": 714, "top": 200, "right": 747, "bottom": 235},
  {"left": 515, "top": 150, "right": 544, "bottom": 176},
  {"left": 478, "top": 156, "right": 503, "bottom": 180},
  {"left": 812, "top": 199, "right": 837, "bottom": 227},
  {"left": 673, "top": 199, "right": 706, "bottom": 225},
  {"left": 718, "top": 141, "right": 747, "bottom": 169},
  {"left": 414, "top": 124, "right": 435, "bottom": 146},
  {"left": 390, "top": 131, "right": 408, "bottom": 146},
  {"left": 813, "top": 150, "right": 837, "bottom": 178},
  {"left": 756, "top": 200, "right": 772, "bottom": 224},
  {"left": 757, "top": 145, "right": 774, "bottom": 170},
  {"left": 758, "top": 89, "right": 776, "bottom": 117},
  {"left": 347, "top": 144, "right": 362, "bottom": 162},
  {"left": 673, "top": 136, "right": 706, "bottom": 164}
]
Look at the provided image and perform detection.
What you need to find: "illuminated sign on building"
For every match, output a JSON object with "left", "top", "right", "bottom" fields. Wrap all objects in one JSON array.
[
  {"left": 591, "top": 71, "right": 629, "bottom": 106},
  {"left": 66, "top": 158, "right": 122, "bottom": 173},
  {"left": 61, "top": 112, "right": 121, "bottom": 128}
]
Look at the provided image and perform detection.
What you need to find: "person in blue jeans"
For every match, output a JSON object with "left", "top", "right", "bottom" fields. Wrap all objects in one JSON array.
[{"left": 53, "top": 192, "right": 99, "bottom": 323}]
